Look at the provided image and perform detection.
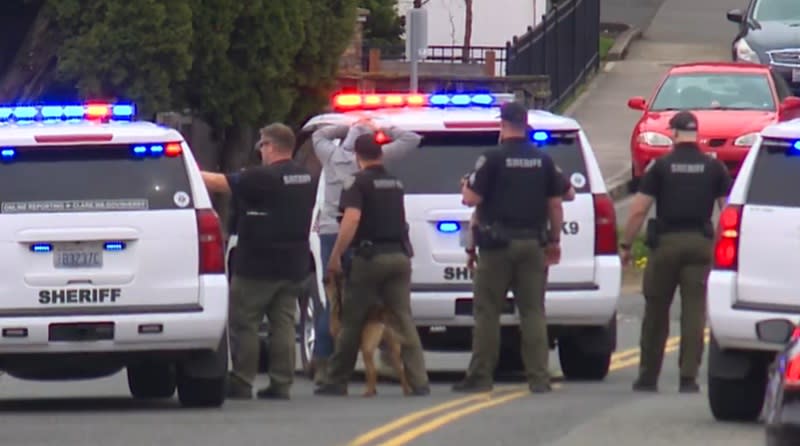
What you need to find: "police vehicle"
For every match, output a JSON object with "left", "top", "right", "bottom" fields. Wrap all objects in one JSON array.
[
  {"left": 707, "top": 118, "right": 800, "bottom": 421},
  {"left": 293, "top": 92, "right": 622, "bottom": 379},
  {"left": 0, "top": 102, "right": 229, "bottom": 407}
]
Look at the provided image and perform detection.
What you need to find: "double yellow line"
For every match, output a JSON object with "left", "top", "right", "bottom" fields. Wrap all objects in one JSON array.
[{"left": 347, "top": 328, "right": 710, "bottom": 446}]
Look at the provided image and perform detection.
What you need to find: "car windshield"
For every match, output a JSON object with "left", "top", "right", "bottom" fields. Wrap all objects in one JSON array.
[
  {"left": 753, "top": 0, "right": 800, "bottom": 22},
  {"left": 649, "top": 73, "right": 775, "bottom": 111},
  {"left": 383, "top": 131, "right": 590, "bottom": 195}
]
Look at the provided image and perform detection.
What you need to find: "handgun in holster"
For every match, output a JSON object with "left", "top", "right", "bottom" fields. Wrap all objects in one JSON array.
[
  {"left": 475, "top": 223, "right": 511, "bottom": 249},
  {"left": 355, "top": 240, "right": 376, "bottom": 260}
]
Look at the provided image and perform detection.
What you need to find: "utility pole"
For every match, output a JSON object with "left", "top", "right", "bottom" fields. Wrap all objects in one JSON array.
[{"left": 407, "top": 3, "right": 428, "bottom": 93}]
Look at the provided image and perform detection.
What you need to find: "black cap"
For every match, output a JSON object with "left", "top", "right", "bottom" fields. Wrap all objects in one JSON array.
[
  {"left": 499, "top": 101, "right": 528, "bottom": 126},
  {"left": 669, "top": 111, "right": 699, "bottom": 131},
  {"left": 354, "top": 133, "right": 382, "bottom": 159}
]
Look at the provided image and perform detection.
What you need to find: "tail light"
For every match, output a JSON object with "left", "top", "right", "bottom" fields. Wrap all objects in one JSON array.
[
  {"left": 593, "top": 193, "right": 618, "bottom": 255},
  {"left": 785, "top": 352, "right": 800, "bottom": 388},
  {"left": 713, "top": 205, "right": 742, "bottom": 270},
  {"left": 196, "top": 209, "right": 225, "bottom": 274}
]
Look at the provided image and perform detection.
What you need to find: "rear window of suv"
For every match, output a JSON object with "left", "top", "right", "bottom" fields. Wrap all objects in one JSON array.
[
  {"left": 746, "top": 137, "right": 800, "bottom": 207},
  {"left": 0, "top": 144, "right": 193, "bottom": 214},
  {"left": 384, "top": 131, "right": 590, "bottom": 194}
]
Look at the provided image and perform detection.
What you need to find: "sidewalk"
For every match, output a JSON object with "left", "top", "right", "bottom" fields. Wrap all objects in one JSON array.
[{"left": 567, "top": 0, "right": 743, "bottom": 191}]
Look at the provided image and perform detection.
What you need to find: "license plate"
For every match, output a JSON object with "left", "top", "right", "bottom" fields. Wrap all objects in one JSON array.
[
  {"left": 54, "top": 244, "right": 102, "bottom": 269},
  {"left": 793, "top": 69, "right": 800, "bottom": 83}
]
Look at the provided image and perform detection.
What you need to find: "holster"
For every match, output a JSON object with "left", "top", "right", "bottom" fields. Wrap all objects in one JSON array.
[
  {"left": 645, "top": 218, "right": 660, "bottom": 250},
  {"left": 354, "top": 241, "right": 405, "bottom": 260},
  {"left": 475, "top": 223, "right": 510, "bottom": 249}
]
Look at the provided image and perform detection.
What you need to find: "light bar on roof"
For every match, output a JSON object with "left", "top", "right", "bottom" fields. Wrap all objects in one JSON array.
[
  {"left": 0, "top": 102, "right": 136, "bottom": 123},
  {"left": 332, "top": 92, "right": 514, "bottom": 111}
]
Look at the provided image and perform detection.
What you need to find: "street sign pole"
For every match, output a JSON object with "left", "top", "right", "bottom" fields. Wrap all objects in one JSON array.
[{"left": 406, "top": 8, "right": 428, "bottom": 93}]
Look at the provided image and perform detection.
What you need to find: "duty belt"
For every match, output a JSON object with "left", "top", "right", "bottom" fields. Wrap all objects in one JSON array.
[{"left": 354, "top": 240, "right": 405, "bottom": 257}]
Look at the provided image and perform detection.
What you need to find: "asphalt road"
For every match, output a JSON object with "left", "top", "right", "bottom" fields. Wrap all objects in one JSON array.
[{"left": 0, "top": 294, "right": 764, "bottom": 446}]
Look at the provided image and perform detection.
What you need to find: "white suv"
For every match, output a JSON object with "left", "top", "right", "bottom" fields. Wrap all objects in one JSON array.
[
  {"left": 707, "top": 119, "right": 800, "bottom": 421},
  {"left": 296, "top": 92, "right": 622, "bottom": 380},
  {"left": 0, "top": 103, "right": 229, "bottom": 407}
]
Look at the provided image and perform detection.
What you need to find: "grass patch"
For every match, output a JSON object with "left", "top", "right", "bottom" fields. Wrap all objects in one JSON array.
[{"left": 599, "top": 35, "right": 615, "bottom": 60}]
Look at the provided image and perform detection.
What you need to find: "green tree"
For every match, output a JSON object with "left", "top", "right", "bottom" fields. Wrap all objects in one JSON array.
[{"left": 358, "top": 0, "right": 404, "bottom": 47}]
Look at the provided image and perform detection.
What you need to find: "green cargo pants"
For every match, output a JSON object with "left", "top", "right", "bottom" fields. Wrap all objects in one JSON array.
[
  {"left": 325, "top": 252, "right": 430, "bottom": 390},
  {"left": 229, "top": 275, "right": 300, "bottom": 391},
  {"left": 638, "top": 232, "right": 712, "bottom": 383},
  {"left": 465, "top": 239, "right": 549, "bottom": 386}
]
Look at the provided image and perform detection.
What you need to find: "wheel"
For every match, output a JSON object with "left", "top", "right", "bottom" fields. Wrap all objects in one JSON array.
[
  {"left": 176, "top": 330, "right": 229, "bottom": 408},
  {"left": 558, "top": 320, "right": 615, "bottom": 381},
  {"left": 708, "top": 358, "right": 767, "bottom": 421},
  {"left": 126, "top": 362, "right": 176, "bottom": 399},
  {"left": 298, "top": 275, "right": 321, "bottom": 377}
]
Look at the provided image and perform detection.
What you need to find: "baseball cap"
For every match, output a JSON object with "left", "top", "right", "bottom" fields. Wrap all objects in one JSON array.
[
  {"left": 669, "top": 111, "right": 699, "bottom": 131},
  {"left": 354, "top": 133, "right": 382, "bottom": 159},
  {"left": 499, "top": 101, "right": 529, "bottom": 126}
]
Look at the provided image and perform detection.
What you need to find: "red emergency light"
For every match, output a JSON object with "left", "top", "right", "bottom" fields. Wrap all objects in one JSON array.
[{"left": 333, "top": 93, "right": 428, "bottom": 111}]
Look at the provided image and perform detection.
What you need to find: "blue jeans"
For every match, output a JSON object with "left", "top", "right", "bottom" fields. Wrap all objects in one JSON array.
[{"left": 313, "top": 233, "right": 351, "bottom": 359}]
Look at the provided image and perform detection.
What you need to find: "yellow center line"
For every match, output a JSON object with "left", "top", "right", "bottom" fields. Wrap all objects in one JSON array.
[{"left": 349, "top": 328, "right": 712, "bottom": 446}]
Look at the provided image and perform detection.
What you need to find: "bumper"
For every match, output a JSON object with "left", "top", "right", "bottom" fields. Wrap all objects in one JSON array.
[
  {"left": 411, "top": 256, "right": 621, "bottom": 327},
  {"left": 632, "top": 145, "right": 748, "bottom": 178},
  {"left": 707, "top": 270, "right": 787, "bottom": 353},
  {"left": 0, "top": 275, "right": 228, "bottom": 354}
]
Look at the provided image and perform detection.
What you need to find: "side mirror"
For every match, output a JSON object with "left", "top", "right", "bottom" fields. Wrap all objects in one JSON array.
[
  {"left": 627, "top": 96, "right": 646, "bottom": 111},
  {"left": 781, "top": 96, "right": 800, "bottom": 113},
  {"left": 756, "top": 319, "right": 796, "bottom": 344},
  {"left": 726, "top": 9, "right": 744, "bottom": 23}
]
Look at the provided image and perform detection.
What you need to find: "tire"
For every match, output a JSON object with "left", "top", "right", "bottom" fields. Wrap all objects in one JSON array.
[
  {"left": 558, "top": 320, "right": 615, "bottom": 381},
  {"left": 708, "top": 359, "right": 767, "bottom": 421},
  {"left": 299, "top": 275, "right": 321, "bottom": 378},
  {"left": 176, "top": 331, "right": 229, "bottom": 408},
  {"left": 126, "top": 362, "right": 176, "bottom": 399}
]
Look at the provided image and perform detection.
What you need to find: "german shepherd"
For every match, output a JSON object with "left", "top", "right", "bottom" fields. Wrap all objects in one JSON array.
[{"left": 323, "top": 273, "right": 412, "bottom": 397}]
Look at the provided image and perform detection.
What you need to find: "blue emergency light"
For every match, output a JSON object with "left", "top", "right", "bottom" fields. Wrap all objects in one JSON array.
[
  {"left": 0, "top": 148, "right": 15, "bottom": 161},
  {"left": 104, "top": 241, "right": 126, "bottom": 251},
  {"left": 531, "top": 131, "right": 550, "bottom": 142},
  {"left": 794, "top": 141, "right": 800, "bottom": 151},
  {"left": 437, "top": 221, "right": 461, "bottom": 233},
  {"left": 30, "top": 243, "right": 53, "bottom": 253},
  {"left": 0, "top": 102, "right": 136, "bottom": 123}
]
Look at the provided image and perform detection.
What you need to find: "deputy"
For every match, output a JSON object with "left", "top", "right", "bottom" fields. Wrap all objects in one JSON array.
[
  {"left": 453, "top": 101, "right": 565, "bottom": 394},
  {"left": 201, "top": 123, "right": 316, "bottom": 400},
  {"left": 310, "top": 119, "right": 421, "bottom": 384},
  {"left": 619, "top": 111, "right": 731, "bottom": 393},
  {"left": 314, "top": 133, "right": 430, "bottom": 396}
]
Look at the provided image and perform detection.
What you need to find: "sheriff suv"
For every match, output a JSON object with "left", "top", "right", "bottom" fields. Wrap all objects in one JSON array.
[
  {"left": 294, "top": 92, "right": 622, "bottom": 380},
  {"left": 707, "top": 118, "right": 800, "bottom": 421},
  {"left": 0, "top": 103, "right": 229, "bottom": 407}
]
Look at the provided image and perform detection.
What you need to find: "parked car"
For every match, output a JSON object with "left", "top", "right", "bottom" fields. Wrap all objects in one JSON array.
[
  {"left": 760, "top": 319, "right": 800, "bottom": 446},
  {"left": 726, "top": 0, "right": 800, "bottom": 94},
  {"left": 627, "top": 62, "right": 800, "bottom": 189}
]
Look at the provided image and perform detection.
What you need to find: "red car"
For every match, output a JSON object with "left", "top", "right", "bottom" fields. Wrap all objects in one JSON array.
[{"left": 627, "top": 62, "right": 800, "bottom": 187}]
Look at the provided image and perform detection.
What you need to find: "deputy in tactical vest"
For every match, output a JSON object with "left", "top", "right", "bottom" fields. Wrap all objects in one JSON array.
[
  {"left": 453, "top": 101, "right": 565, "bottom": 394},
  {"left": 201, "top": 123, "right": 316, "bottom": 400},
  {"left": 314, "top": 133, "right": 430, "bottom": 396},
  {"left": 619, "top": 111, "right": 731, "bottom": 393}
]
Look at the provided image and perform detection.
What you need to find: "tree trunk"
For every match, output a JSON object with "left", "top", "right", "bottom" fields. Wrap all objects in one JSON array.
[{"left": 461, "top": 0, "right": 473, "bottom": 63}]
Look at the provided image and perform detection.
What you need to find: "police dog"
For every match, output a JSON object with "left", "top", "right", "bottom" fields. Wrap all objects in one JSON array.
[{"left": 323, "top": 272, "right": 411, "bottom": 397}]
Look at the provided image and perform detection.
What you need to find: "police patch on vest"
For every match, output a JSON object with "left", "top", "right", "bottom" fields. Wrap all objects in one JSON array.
[
  {"left": 343, "top": 175, "right": 356, "bottom": 190},
  {"left": 506, "top": 158, "right": 542, "bottom": 168},
  {"left": 670, "top": 163, "right": 705, "bottom": 174},
  {"left": 283, "top": 174, "right": 312, "bottom": 185},
  {"left": 373, "top": 179, "right": 402, "bottom": 189}
]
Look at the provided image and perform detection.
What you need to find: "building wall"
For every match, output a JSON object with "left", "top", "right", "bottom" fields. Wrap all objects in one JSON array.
[{"left": 396, "top": 0, "right": 548, "bottom": 48}]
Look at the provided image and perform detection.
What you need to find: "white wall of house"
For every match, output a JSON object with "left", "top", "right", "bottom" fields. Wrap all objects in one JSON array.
[{"left": 396, "top": 0, "right": 548, "bottom": 48}]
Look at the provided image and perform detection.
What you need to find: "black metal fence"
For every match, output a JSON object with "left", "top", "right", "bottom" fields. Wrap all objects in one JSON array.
[
  {"left": 506, "top": 0, "right": 600, "bottom": 110},
  {"left": 362, "top": 43, "right": 508, "bottom": 75}
]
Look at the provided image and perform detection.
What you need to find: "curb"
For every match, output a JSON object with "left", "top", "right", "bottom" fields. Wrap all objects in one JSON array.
[{"left": 606, "top": 25, "right": 643, "bottom": 62}]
